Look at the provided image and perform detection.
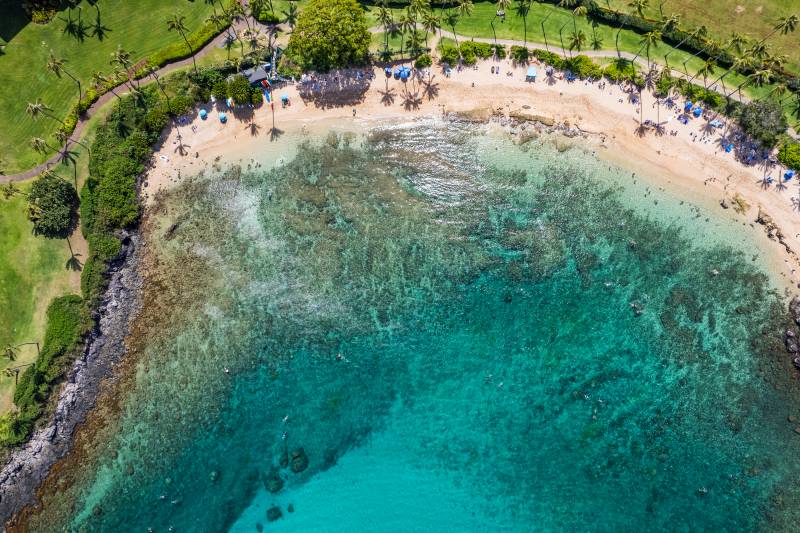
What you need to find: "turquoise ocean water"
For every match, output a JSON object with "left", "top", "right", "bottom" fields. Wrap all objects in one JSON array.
[{"left": 26, "top": 120, "right": 800, "bottom": 531}]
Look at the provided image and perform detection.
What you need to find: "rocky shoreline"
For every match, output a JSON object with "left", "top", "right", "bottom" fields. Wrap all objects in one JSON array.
[{"left": 0, "top": 231, "right": 143, "bottom": 525}]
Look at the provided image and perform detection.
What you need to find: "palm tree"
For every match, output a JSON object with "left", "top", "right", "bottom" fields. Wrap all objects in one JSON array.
[
  {"left": 167, "top": 14, "right": 197, "bottom": 75},
  {"left": 457, "top": 0, "right": 473, "bottom": 20},
  {"left": 206, "top": 11, "right": 227, "bottom": 31},
  {"left": 46, "top": 50, "right": 82, "bottom": 101},
  {"left": 558, "top": 0, "right": 578, "bottom": 34},
  {"left": 663, "top": 24, "right": 705, "bottom": 71},
  {"left": 110, "top": 46, "right": 138, "bottom": 88},
  {"left": 1, "top": 183, "right": 26, "bottom": 200},
  {"left": 757, "top": 14, "right": 798, "bottom": 46},
  {"left": 629, "top": 0, "right": 649, "bottom": 18},
  {"left": 633, "top": 30, "right": 661, "bottom": 71},
  {"left": 516, "top": 0, "right": 532, "bottom": 49},
  {"left": 491, "top": 0, "right": 512, "bottom": 48},
  {"left": 30, "top": 137, "right": 57, "bottom": 155},
  {"left": 569, "top": 30, "right": 587, "bottom": 52},
  {"left": 282, "top": 1, "right": 298, "bottom": 31},
  {"left": 708, "top": 54, "right": 751, "bottom": 93},
  {"left": 444, "top": 11, "right": 461, "bottom": 52},
  {"left": 422, "top": 10, "right": 440, "bottom": 49},
  {"left": 26, "top": 100, "right": 65, "bottom": 125},
  {"left": 689, "top": 59, "right": 715, "bottom": 88}
]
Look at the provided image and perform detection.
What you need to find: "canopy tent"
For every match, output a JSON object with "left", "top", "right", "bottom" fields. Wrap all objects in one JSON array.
[
  {"left": 281, "top": 93, "right": 289, "bottom": 102},
  {"left": 199, "top": 109, "right": 208, "bottom": 120},
  {"left": 219, "top": 112, "right": 227, "bottom": 123},
  {"left": 526, "top": 66, "right": 537, "bottom": 81}
]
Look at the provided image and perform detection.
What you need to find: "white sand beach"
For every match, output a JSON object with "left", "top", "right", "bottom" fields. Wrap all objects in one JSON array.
[{"left": 143, "top": 57, "right": 800, "bottom": 291}]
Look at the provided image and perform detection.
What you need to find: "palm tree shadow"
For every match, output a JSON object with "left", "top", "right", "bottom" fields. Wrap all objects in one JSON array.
[
  {"left": 66, "top": 253, "right": 83, "bottom": 271},
  {"left": 91, "top": 6, "right": 111, "bottom": 41},
  {"left": 247, "top": 121, "right": 261, "bottom": 136},
  {"left": 401, "top": 88, "right": 422, "bottom": 111},
  {"left": 379, "top": 87, "right": 396, "bottom": 106},
  {"left": 421, "top": 75, "right": 440, "bottom": 101},
  {"left": 269, "top": 127, "right": 284, "bottom": 142}
]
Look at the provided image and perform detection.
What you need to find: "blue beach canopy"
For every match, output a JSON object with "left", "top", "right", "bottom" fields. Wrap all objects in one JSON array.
[
  {"left": 693, "top": 107, "right": 702, "bottom": 117},
  {"left": 526, "top": 66, "right": 537, "bottom": 78},
  {"left": 219, "top": 112, "right": 227, "bottom": 123},
  {"left": 199, "top": 109, "right": 208, "bottom": 120},
  {"left": 786, "top": 170, "right": 796, "bottom": 180},
  {"left": 684, "top": 101, "right": 693, "bottom": 111}
]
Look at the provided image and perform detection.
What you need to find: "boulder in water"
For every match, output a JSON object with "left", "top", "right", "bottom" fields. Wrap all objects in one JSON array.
[
  {"left": 290, "top": 447, "right": 309, "bottom": 473},
  {"left": 267, "top": 506, "right": 283, "bottom": 522},
  {"left": 263, "top": 470, "right": 284, "bottom": 493}
]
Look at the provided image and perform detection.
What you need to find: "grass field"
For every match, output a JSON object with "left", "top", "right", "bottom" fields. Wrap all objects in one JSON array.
[
  {"left": 0, "top": 96, "right": 111, "bottom": 414},
  {"left": 0, "top": 0, "right": 217, "bottom": 174},
  {"left": 364, "top": 2, "right": 798, "bottom": 127},
  {"left": 604, "top": 0, "right": 800, "bottom": 73}
]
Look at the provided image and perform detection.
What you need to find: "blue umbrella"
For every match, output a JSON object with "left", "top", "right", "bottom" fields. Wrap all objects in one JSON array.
[
  {"left": 199, "top": 109, "right": 208, "bottom": 120},
  {"left": 693, "top": 107, "right": 702, "bottom": 117},
  {"left": 385, "top": 67, "right": 392, "bottom": 77},
  {"left": 219, "top": 112, "right": 227, "bottom": 123},
  {"left": 684, "top": 101, "right": 693, "bottom": 111},
  {"left": 786, "top": 170, "right": 796, "bottom": 180},
  {"left": 725, "top": 144, "right": 734, "bottom": 153}
]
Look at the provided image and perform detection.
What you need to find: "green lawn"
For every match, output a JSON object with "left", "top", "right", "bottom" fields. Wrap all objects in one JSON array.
[
  {"left": 0, "top": 0, "right": 217, "bottom": 174},
  {"left": 364, "top": 2, "right": 797, "bottom": 127},
  {"left": 604, "top": 0, "right": 800, "bottom": 73}
]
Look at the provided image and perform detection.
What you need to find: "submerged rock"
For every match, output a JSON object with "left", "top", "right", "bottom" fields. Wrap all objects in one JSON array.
[
  {"left": 266, "top": 506, "right": 282, "bottom": 522},
  {"left": 290, "top": 447, "right": 309, "bottom": 473},
  {"left": 263, "top": 470, "right": 284, "bottom": 493}
]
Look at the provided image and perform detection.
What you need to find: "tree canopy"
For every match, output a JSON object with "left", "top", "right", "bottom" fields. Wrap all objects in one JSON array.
[
  {"left": 738, "top": 100, "right": 787, "bottom": 149},
  {"left": 287, "top": 0, "right": 370, "bottom": 72},
  {"left": 27, "top": 173, "right": 78, "bottom": 238}
]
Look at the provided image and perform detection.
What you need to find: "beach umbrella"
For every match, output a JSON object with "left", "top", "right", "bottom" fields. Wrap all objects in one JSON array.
[
  {"left": 199, "top": 109, "right": 208, "bottom": 120},
  {"left": 693, "top": 107, "right": 702, "bottom": 117},
  {"left": 684, "top": 101, "right": 693, "bottom": 111},
  {"left": 725, "top": 144, "right": 734, "bottom": 153},
  {"left": 219, "top": 112, "right": 227, "bottom": 123},
  {"left": 786, "top": 170, "right": 796, "bottom": 180},
  {"left": 385, "top": 67, "right": 392, "bottom": 77}
]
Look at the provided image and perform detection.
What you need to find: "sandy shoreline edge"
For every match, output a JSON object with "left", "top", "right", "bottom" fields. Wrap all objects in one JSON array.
[{"left": 3, "top": 56, "right": 800, "bottom": 526}]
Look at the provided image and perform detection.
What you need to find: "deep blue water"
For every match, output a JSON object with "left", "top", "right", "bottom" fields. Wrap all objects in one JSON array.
[{"left": 26, "top": 121, "right": 800, "bottom": 532}]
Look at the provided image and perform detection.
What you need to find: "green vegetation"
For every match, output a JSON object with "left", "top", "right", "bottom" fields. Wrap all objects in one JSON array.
[
  {"left": 779, "top": 143, "right": 800, "bottom": 171},
  {"left": 27, "top": 173, "right": 79, "bottom": 239},
  {"left": 737, "top": 100, "right": 787, "bottom": 149},
  {"left": 414, "top": 53, "right": 433, "bottom": 69},
  {"left": 2, "top": 295, "right": 87, "bottom": 445},
  {"left": 0, "top": 0, "right": 220, "bottom": 174},
  {"left": 287, "top": 0, "right": 370, "bottom": 71}
]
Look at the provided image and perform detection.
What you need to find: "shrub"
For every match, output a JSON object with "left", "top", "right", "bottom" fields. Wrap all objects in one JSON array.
[
  {"left": 414, "top": 54, "right": 432, "bottom": 69},
  {"left": 738, "top": 100, "right": 787, "bottom": 148},
  {"left": 27, "top": 173, "right": 78, "bottom": 238},
  {"left": 212, "top": 79, "right": 229, "bottom": 100},
  {"left": 439, "top": 45, "right": 459, "bottom": 66},
  {"left": 287, "top": 0, "right": 371, "bottom": 71},
  {"left": 168, "top": 94, "right": 195, "bottom": 116},
  {"left": 779, "top": 142, "right": 800, "bottom": 171},
  {"left": 277, "top": 55, "right": 303, "bottom": 79},
  {"left": 228, "top": 75, "right": 252, "bottom": 104},
  {"left": 532, "top": 49, "right": 564, "bottom": 70},
  {"left": 493, "top": 44, "right": 506, "bottom": 60},
  {"left": 251, "top": 88, "right": 264, "bottom": 106},
  {"left": 510, "top": 46, "right": 529, "bottom": 63},
  {"left": 257, "top": 11, "right": 282, "bottom": 24},
  {"left": 460, "top": 41, "right": 493, "bottom": 61},
  {"left": 563, "top": 55, "right": 602, "bottom": 79}
]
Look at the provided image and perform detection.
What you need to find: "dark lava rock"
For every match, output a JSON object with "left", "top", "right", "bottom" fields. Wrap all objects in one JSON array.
[
  {"left": 290, "top": 447, "right": 309, "bottom": 473},
  {"left": 267, "top": 506, "right": 283, "bottom": 522},
  {"left": 790, "top": 296, "right": 800, "bottom": 326},
  {"left": 263, "top": 470, "right": 284, "bottom": 493}
]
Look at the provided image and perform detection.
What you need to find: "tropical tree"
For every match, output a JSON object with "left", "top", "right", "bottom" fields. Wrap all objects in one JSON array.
[
  {"left": 1, "top": 183, "right": 26, "bottom": 200},
  {"left": 491, "top": 0, "right": 512, "bottom": 48},
  {"left": 206, "top": 11, "right": 227, "bottom": 31},
  {"left": 569, "top": 30, "right": 587, "bottom": 52},
  {"left": 30, "top": 137, "right": 56, "bottom": 155},
  {"left": 629, "top": 0, "right": 649, "bottom": 18},
  {"left": 283, "top": 2, "right": 299, "bottom": 31},
  {"left": 110, "top": 46, "right": 138, "bottom": 88},
  {"left": 662, "top": 24, "right": 704, "bottom": 71},
  {"left": 422, "top": 10, "right": 440, "bottom": 49},
  {"left": 444, "top": 10, "right": 461, "bottom": 51},
  {"left": 516, "top": 0, "right": 532, "bottom": 49},
  {"left": 757, "top": 14, "right": 798, "bottom": 46},
  {"left": 26, "top": 100, "right": 64, "bottom": 125},
  {"left": 633, "top": 30, "right": 660, "bottom": 71},
  {"left": 46, "top": 50, "right": 82, "bottom": 101},
  {"left": 167, "top": 14, "right": 198, "bottom": 75}
]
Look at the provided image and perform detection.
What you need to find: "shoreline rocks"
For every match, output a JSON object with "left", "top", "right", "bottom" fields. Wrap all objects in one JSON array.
[{"left": 0, "top": 231, "right": 143, "bottom": 525}]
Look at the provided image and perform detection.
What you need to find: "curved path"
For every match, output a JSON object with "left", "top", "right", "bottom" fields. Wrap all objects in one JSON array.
[{"left": 0, "top": 25, "right": 239, "bottom": 183}]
